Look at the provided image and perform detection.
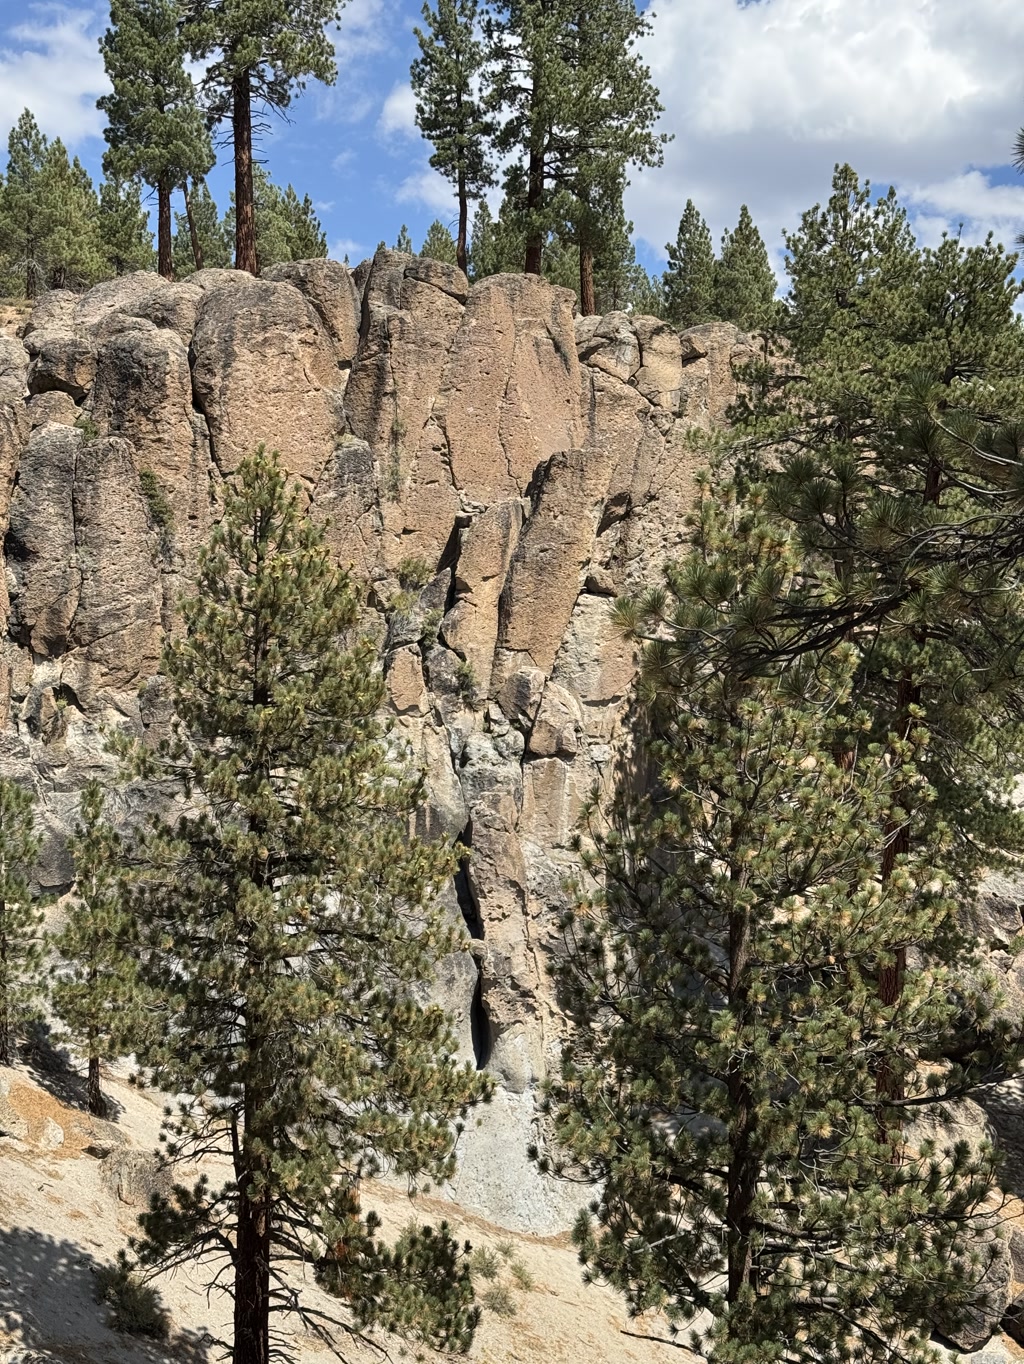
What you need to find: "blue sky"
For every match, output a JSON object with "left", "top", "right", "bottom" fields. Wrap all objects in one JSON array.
[{"left": 2, "top": 0, "right": 1024, "bottom": 281}]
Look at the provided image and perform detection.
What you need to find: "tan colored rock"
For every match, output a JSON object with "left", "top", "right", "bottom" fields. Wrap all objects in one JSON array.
[
  {"left": 65, "top": 436, "right": 164, "bottom": 696},
  {"left": 577, "top": 311, "right": 639, "bottom": 383},
  {"left": 24, "top": 328, "right": 95, "bottom": 401},
  {"left": 264, "top": 258, "right": 361, "bottom": 363},
  {"left": 311, "top": 434, "right": 383, "bottom": 581},
  {"left": 6, "top": 425, "right": 81, "bottom": 655},
  {"left": 493, "top": 445, "right": 616, "bottom": 690},
  {"left": 26, "top": 390, "right": 78, "bottom": 428},
  {"left": 345, "top": 249, "right": 464, "bottom": 569},
  {"left": 387, "top": 645, "right": 428, "bottom": 714},
  {"left": 632, "top": 315, "right": 684, "bottom": 414},
  {"left": 527, "top": 682, "right": 582, "bottom": 758},
  {"left": 552, "top": 594, "right": 637, "bottom": 740},
  {"left": 441, "top": 500, "right": 523, "bottom": 694},
  {"left": 496, "top": 666, "right": 546, "bottom": 731},
  {"left": 191, "top": 277, "right": 344, "bottom": 482},
  {"left": 91, "top": 324, "right": 214, "bottom": 560},
  {"left": 435, "top": 273, "right": 582, "bottom": 501}
]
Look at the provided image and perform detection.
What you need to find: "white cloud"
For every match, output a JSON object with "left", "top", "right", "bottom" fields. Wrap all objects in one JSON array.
[
  {"left": 330, "top": 236, "right": 366, "bottom": 262},
  {"left": 0, "top": 4, "right": 108, "bottom": 148},
  {"left": 377, "top": 82, "right": 417, "bottom": 139},
  {"left": 630, "top": 0, "right": 1024, "bottom": 275},
  {"left": 396, "top": 164, "right": 454, "bottom": 215}
]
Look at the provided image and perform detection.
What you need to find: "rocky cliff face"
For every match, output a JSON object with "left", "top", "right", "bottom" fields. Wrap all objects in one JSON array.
[{"left": 0, "top": 253, "right": 767, "bottom": 1232}]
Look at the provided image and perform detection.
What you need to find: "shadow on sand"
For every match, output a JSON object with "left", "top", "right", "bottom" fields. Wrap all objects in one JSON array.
[{"left": 0, "top": 1225, "right": 212, "bottom": 1362}]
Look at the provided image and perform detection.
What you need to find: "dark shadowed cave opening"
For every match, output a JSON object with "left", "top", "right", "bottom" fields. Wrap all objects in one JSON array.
[
  {"left": 454, "top": 823, "right": 484, "bottom": 939},
  {"left": 470, "top": 971, "right": 491, "bottom": 1070}
]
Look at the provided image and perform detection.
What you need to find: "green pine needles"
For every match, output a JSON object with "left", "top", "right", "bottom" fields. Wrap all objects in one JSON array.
[
  {"left": 116, "top": 447, "right": 486, "bottom": 1364},
  {"left": 0, "top": 777, "right": 43, "bottom": 1067},
  {"left": 52, "top": 781, "right": 147, "bottom": 1117},
  {"left": 548, "top": 485, "right": 1015, "bottom": 1364}
]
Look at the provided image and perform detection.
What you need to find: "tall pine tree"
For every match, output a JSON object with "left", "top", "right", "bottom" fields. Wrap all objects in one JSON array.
[
  {"left": 549, "top": 483, "right": 1015, "bottom": 1364},
  {"left": 712, "top": 203, "right": 776, "bottom": 330},
  {"left": 0, "top": 110, "right": 51, "bottom": 298},
  {"left": 181, "top": 0, "right": 342, "bottom": 274},
  {"left": 412, "top": 0, "right": 495, "bottom": 274},
  {"left": 0, "top": 778, "right": 42, "bottom": 1067},
  {"left": 99, "top": 0, "right": 213, "bottom": 279},
  {"left": 52, "top": 782, "right": 147, "bottom": 1117},
  {"left": 41, "top": 142, "right": 107, "bottom": 291},
  {"left": 663, "top": 198, "right": 715, "bottom": 328},
  {"left": 121, "top": 448, "right": 487, "bottom": 1364},
  {"left": 98, "top": 175, "right": 155, "bottom": 274},
  {"left": 420, "top": 218, "right": 459, "bottom": 263}
]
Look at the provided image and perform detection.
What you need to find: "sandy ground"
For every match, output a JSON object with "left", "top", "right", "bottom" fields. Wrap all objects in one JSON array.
[{"left": 0, "top": 1059, "right": 693, "bottom": 1364}]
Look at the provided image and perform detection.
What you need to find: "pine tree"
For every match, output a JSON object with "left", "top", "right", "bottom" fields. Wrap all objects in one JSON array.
[
  {"left": 394, "top": 223, "right": 414, "bottom": 253},
  {"left": 419, "top": 218, "right": 458, "bottom": 264},
  {"left": 121, "top": 448, "right": 487, "bottom": 1364},
  {"left": 276, "top": 183, "right": 326, "bottom": 260},
  {"left": 98, "top": 175, "right": 155, "bottom": 274},
  {"left": 467, "top": 198, "right": 524, "bottom": 278},
  {"left": 0, "top": 778, "right": 42, "bottom": 1067},
  {"left": 224, "top": 168, "right": 326, "bottom": 269},
  {"left": 99, "top": 0, "right": 214, "bottom": 279},
  {"left": 486, "top": 0, "right": 665, "bottom": 291},
  {"left": 172, "top": 178, "right": 231, "bottom": 276},
  {"left": 663, "top": 198, "right": 715, "bottom": 328},
  {"left": 727, "top": 166, "right": 1024, "bottom": 1097},
  {"left": 0, "top": 110, "right": 51, "bottom": 298},
  {"left": 549, "top": 484, "right": 1014, "bottom": 1363},
  {"left": 41, "top": 143, "right": 108, "bottom": 291},
  {"left": 181, "top": 0, "right": 342, "bottom": 274},
  {"left": 412, "top": 0, "right": 495, "bottom": 274},
  {"left": 51, "top": 782, "right": 147, "bottom": 1117},
  {"left": 712, "top": 204, "right": 776, "bottom": 330}
]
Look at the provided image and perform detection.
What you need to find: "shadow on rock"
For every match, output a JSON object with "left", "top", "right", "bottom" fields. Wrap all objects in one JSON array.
[{"left": 0, "top": 1225, "right": 211, "bottom": 1362}]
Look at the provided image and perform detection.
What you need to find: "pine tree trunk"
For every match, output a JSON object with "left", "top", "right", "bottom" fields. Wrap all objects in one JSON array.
[
  {"left": 726, "top": 894, "right": 757, "bottom": 1303},
  {"left": 580, "top": 243, "right": 596, "bottom": 315},
  {"left": 0, "top": 913, "right": 9, "bottom": 1067},
  {"left": 233, "top": 73, "right": 258, "bottom": 276},
  {"left": 184, "top": 181, "right": 205, "bottom": 272},
  {"left": 524, "top": 91, "right": 544, "bottom": 277},
  {"left": 456, "top": 168, "right": 468, "bottom": 277},
  {"left": 233, "top": 1151, "right": 271, "bottom": 1364},
  {"left": 87, "top": 1053, "right": 105, "bottom": 1118},
  {"left": 157, "top": 180, "right": 173, "bottom": 280}
]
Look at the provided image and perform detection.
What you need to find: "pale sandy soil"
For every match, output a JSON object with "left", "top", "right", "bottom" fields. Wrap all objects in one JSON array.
[{"left": 0, "top": 1060, "right": 693, "bottom": 1364}]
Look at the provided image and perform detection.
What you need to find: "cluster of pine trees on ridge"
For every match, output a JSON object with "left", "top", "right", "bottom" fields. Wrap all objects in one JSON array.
[{"left": 0, "top": 0, "right": 779, "bottom": 327}]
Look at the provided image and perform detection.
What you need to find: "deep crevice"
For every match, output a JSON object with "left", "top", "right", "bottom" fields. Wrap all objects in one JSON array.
[
  {"left": 470, "top": 971, "right": 491, "bottom": 1071},
  {"left": 454, "top": 822, "right": 484, "bottom": 940}
]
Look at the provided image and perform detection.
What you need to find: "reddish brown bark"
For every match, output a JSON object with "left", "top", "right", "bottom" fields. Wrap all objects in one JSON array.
[
  {"left": 232, "top": 73, "right": 258, "bottom": 275},
  {"left": 580, "top": 243, "right": 596, "bottom": 315},
  {"left": 157, "top": 180, "right": 173, "bottom": 280}
]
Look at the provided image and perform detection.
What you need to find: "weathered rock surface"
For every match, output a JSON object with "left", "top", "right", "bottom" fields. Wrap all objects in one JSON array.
[{"left": 16, "top": 254, "right": 1024, "bottom": 1278}]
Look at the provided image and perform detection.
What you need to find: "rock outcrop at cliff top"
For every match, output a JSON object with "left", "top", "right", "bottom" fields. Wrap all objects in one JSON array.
[{"left": 0, "top": 253, "right": 763, "bottom": 1232}]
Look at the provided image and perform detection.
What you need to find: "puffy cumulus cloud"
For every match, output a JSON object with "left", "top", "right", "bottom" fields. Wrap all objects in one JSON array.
[
  {"left": 0, "top": 4, "right": 109, "bottom": 148},
  {"left": 377, "top": 82, "right": 417, "bottom": 138},
  {"left": 630, "top": 0, "right": 1024, "bottom": 277},
  {"left": 329, "top": 236, "right": 366, "bottom": 262},
  {"left": 395, "top": 164, "right": 454, "bottom": 215}
]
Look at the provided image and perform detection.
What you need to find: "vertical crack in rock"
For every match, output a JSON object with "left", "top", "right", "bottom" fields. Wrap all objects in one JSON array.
[
  {"left": 470, "top": 970, "right": 492, "bottom": 1071},
  {"left": 454, "top": 822, "right": 484, "bottom": 940}
]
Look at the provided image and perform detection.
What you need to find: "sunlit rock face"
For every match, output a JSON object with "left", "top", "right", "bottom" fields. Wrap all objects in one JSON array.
[{"left": 0, "top": 254, "right": 767, "bottom": 1232}]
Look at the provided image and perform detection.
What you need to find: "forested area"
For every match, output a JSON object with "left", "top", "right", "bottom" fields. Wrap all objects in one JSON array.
[{"left": 3, "top": 1, "right": 1024, "bottom": 1363}]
